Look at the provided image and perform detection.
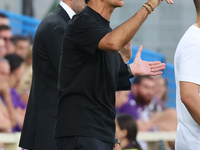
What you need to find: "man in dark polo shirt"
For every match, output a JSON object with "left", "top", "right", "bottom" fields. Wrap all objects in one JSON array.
[{"left": 56, "top": 0, "right": 173, "bottom": 149}]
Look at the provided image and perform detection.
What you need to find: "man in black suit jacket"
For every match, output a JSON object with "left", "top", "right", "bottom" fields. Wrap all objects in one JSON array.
[{"left": 19, "top": 0, "right": 85, "bottom": 150}]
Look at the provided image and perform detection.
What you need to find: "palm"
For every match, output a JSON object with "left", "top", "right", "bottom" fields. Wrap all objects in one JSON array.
[{"left": 130, "top": 45, "right": 165, "bottom": 76}]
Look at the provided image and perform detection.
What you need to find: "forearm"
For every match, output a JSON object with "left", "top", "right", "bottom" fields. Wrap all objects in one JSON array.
[
  {"left": 99, "top": 7, "right": 148, "bottom": 52},
  {"left": 119, "top": 41, "right": 132, "bottom": 63},
  {"left": 3, "top": 92, "right": 14, "bottom": 112},
  {"left": 14, "top": 111, "right": 25, "bottom": 128},
  {"left": 99, "top": 0, "right": 173, "bottom": 52},
  {"left": 111, "top": 7, "right": 148, "bottom": 48},
  {"left": 182, "top": 95, "right": 200, "bottom": 126},
  {"left": 2, "top": 92, "right": 16, "bottom": 127},
  {"left": 0, "top": 112, "right": 12, "bottom": 132},
  {"left": 180, "top": 82, "right": 200, "bottom": 126},
  {"left": 14, "top": 108, "right": 25, "bottom": 128}
]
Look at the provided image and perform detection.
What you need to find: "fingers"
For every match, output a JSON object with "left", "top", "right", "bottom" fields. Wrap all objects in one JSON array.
[
  {"left": 150, "top": 63, "right": 166, "bottom": 70},
  {"left": 165, "top": 0, "right": 174, "bottom": 4},
  {"left": 149, "top": 61, "right": 162, "bottom": 65},
  {"left": 136, "top": 45, "right": 143, "bottom": 57},
  {"left": 151, "top": 64, "right": 165, "bottom": 72},
  {"left": 149, "top": 61, "right": 166, "bottom": 72},
  {"left": 149, "top": 62, "right": 165, "bottom": 76},
  {"left": 150, "top": 71, "right": 163, "bottom": 76}
]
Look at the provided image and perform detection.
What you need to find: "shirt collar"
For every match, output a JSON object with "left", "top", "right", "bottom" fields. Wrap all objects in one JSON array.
[{"left": 60, "top": 1, "right": 75, "bottom": 19}]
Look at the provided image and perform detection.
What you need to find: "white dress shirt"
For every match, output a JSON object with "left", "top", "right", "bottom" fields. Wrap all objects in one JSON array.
[{"left": 60, "top": 1, "right": 75, "bottom": 19}]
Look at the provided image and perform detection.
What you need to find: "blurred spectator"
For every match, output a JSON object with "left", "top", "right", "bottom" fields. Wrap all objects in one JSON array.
[
  {"left": 119, "top": 76, "right": 177, "bottom": 149},
  {"left": 4, "top": 54, "right": 26, "bottom": 132},
  {"left": 115, "top": 90, "right": 130, "bottom": 115},
  {"left": 16, "top": 69, "right": 32, "bottom": 104},
  {"left": 0, "top": 99, "right": 12, "bottom": 133},
  {"left": 0, "top": 58, "right": 12, "bottom": 132},
  {"left": 119, "top": 76, "right": 154, "bottom": 122},
  {"left": 0, "top": 58, "right": 12, "bottom": 150},
  {"left": 12, "top": 35, "right": 31, "bottom": 59},
  {"left": 119, "top": 76, "right": 177, "bottom": 131},
  {"left": 149, "top": 76, "right": 168, "bottom": 114},
  {"left": 16, "top": 48, "right": 32, "bottom": 104},
  {"left": 0, "top": 13, "right": 9, "bottom": 26},
  {"left": 0, "top": 25, "right": 13, "bottom": 54},
  {"left": 0, "top": 38, "right": 6, "bottom": 57},
  {"left": 5, "top": 54, "right": 25, "bottom": 87},
  {"left": 153, "top": 76, "right": 168, "bottom": 102},
  {"left": 116, "top": 114, "right": 142, "bottom": 150},
  {"left": 23, "top": 47, "right": 32, "bottom": 69}
]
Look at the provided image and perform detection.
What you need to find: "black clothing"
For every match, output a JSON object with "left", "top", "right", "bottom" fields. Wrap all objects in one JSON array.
[
  {"left": 56, "top": 6, "right": 131, "bottom": 144},
  {"left": 56, "top": 136, "right": 113, "bottom": 150},
  {"left": 19, "top": 5, "right": 70, "bottom": 150}
]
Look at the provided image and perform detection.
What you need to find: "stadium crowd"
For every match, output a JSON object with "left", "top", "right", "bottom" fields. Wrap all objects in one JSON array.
[
  {"left": 0, "top": 12, "right": 32, "bottom": 149},
  {"left": 0, "top": 12, "right": 177, "bottom": 150}
]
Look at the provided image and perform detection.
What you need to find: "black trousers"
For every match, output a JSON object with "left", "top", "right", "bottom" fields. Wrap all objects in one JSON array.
[{"left": 56, "top": 136, "right": 114, "bottom": 150}]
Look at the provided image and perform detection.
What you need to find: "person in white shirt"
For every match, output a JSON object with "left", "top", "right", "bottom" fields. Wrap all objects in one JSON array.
[{"left": 174, "top": 0, "right": 200, "bottom": 149}]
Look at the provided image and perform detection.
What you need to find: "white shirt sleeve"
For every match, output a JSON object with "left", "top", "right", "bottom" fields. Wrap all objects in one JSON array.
[{"left": 178, "top": 43, "right": 200, "bottom": 85}]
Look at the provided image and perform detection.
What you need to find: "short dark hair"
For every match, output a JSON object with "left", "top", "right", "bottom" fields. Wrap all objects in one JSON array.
[
  {"left": 133, "top": 75, "right": 153, "bottom": 85},
  {"left": 0, "top": 13, "right": 8, "bottom": 18},
  {"left": 12, "top": 35, "right": 30, "bottom": 45},
  {"left": 4, "top": 54, "right": 24, "bottom": 73},
  {"left": 117, "top": 114, "right": 142, "bottom": 150},
  {"left": 193, "top": 0, "right": 200, "bottom": 13},
  {"left": 0, "top": 25, "right": 11, "bottom": 32}
]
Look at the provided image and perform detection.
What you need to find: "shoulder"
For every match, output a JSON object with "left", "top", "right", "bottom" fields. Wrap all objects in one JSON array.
[
  {"left": 34, "top": 12, "right": 68, "bottom": 41},
  {"left": 176, "top": 26, "right": 200, "bottom": 60},
  {"left": 69, "top": 12, "right": 98, "bottom": 30},
  {"left": 39, "top": 11, "right": 68, "bottom": 32},
  {"left": 178, "top": 25, "right": 200, "bottom": 50}
]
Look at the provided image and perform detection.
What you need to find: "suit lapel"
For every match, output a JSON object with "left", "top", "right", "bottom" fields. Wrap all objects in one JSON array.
[{"left": 55, "top": 5, "right": 70, "bottom": 23}]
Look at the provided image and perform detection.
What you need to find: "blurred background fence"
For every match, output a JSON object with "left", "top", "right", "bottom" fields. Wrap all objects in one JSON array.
[{"left": 0, "top": 9, "right": 40, "bottom": 39}]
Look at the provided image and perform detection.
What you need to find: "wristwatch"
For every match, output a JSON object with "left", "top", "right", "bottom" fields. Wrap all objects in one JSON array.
[
  {"left": 127, "top": 65, "right": 134, "bottom": 78},
  {"left": 115, "top": 139, "right": 120, "bottom": 145}
]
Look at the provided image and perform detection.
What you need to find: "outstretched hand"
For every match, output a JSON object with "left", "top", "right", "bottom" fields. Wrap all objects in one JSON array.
[
  {"left": 147, "top": 0, "right": 174, "bottom": 9},
  {"left": 165, "top": 0, "right": 174, "bottom": 4},
  {"left": 129, "top": 45, "right": 165, "bottom": 76}
]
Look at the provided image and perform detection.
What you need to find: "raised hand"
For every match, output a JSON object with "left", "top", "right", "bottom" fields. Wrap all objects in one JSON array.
[
  {"left": 129, "top": 45, "right": 165, "bottom": 76},
  {"left": 147, "top": 0, "right": 174, "bottom": 9},
  {"left": 165, "top": 0, "right": 174, "bottom": 4}
]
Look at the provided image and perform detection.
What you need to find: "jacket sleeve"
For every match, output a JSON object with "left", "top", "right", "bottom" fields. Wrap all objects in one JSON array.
[{"left": 46, "top": 25, "right": 66, "bottom": 72}]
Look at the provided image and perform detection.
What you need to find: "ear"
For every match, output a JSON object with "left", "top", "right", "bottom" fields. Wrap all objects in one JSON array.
[{"left": 121, "top": 129, "right": 128, "bottom": 138}]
